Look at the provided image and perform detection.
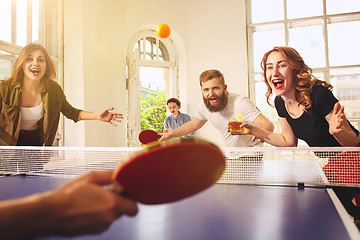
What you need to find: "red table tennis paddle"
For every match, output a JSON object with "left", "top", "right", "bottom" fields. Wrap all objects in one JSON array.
[
  {"left": 139, "top": 130, "right": 159, "bottom": 144},
  {"left": 112, "top": 137, "right": 226, "bottom": 204}
]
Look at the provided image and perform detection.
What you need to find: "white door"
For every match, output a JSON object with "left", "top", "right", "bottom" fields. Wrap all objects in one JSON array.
[{"left": 127, "top": 49, "right": 141, "bottom": 147}]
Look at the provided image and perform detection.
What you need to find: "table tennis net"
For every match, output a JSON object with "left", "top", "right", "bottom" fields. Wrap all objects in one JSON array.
[{"left": 0, "top": 146, "right": 359, "bottom": 187}]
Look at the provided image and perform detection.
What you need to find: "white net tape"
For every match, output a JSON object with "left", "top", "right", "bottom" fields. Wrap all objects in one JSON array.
[{"left": 1, "top": 146, "right": 359, "bottom": 187}]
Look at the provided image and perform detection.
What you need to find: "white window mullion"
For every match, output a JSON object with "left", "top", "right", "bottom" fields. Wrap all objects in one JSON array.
[
  {"left": 156, "top": 38, "right": 159, "bottom": 61},
  {"left": 323, "top": 0, "right": 330, "bottom": 83},
  {"left": 142, "top": 37, "right": 146, "bottom": 60},
  {"left": 284, "top": 0, "right": 289, "bottom": 45},
  {"left": 27, "top": 0, "right": 32, "bottom": 43},
  {"left": 11, "top": 0, "right": 17, "bottom": 44},
  {"left": 246, "top": 0, "right": 255, "bottom": 100},
  {"left": 38, "top": 0, "right": 45, "bottom": 45}
]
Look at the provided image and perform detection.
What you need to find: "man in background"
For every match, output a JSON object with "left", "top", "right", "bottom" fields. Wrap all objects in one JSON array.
[
  {"left": 159, "top": 69, "right": 274, "bottom": 147},
  {"left": 164, "top": 98, "right": 193, "bottom": 136}
]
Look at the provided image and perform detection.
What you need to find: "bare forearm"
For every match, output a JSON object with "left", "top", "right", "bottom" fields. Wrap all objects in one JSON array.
[
  {"left": 0, "top": 192, "right": 58, "bottom": 239},
  {"left": 170, "top": 122, "right": 196, "bottom": 138},
  {"left": 250, "top": 126, "right": 295, "bottom": 147},
  {"left": 77, "top": 108, "right": 123, "bottom": 127},
  {"left": 0, "top": 171, "right": 138, "bottom": 239},
  {"left": 169, "top": 120, "right": 204, "bottom": 138},
  {"left": 259, "top": 120, "right": 274, "bottom": 133},
  {"left": 78, "top": 111, "right": 98, "bottom": 121},
  {"left": 253, "top": 114, "right": 275, "bottom": 133},
  {"left": 333, "top": 129, "right": 358, "bottom": 146}
]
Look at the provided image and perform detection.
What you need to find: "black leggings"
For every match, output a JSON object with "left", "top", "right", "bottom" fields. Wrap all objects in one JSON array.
[{"left": 17, "top": 128, "right": 44, "bottom": 146}]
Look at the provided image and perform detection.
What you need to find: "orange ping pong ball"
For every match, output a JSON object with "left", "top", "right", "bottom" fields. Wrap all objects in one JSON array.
[{"left": 156, "top": 24, "right": 171, "bottom": 38}]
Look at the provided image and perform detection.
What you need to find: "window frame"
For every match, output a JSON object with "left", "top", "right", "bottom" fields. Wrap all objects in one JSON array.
[{"left": 126, "top": 27, "right": 179, "bottom": 147}]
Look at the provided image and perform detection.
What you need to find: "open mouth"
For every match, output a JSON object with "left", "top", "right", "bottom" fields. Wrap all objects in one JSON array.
[
  {"left": 209, "top": 97, "right": 218, "bottom": 104},
  {"left": 272, "top": 79, "right": 284, "bottom": 89},
  {"left": 30, "top": 68, "right": 40, "bottom": 75}
]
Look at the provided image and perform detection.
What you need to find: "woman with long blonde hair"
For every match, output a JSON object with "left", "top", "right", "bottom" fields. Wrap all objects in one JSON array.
[{"left": 0, "top": 43, "right": 122, "bottom": 147}]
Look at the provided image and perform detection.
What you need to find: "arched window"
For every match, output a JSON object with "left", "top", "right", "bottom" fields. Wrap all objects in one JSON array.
[
  {"left": 133, "top": 37, "right": 169, "bottom": 61},
  {"left": 127, "top": 26, "right": 178, "bottom": 146}
]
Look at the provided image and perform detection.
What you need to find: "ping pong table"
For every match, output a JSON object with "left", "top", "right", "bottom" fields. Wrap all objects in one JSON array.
[{"left": 1, "top": 146, "right": 360, "bottom": 240}]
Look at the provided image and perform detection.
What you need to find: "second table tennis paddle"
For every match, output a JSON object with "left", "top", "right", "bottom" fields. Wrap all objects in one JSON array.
[
  {"left": 139, "top": 130, "right": 159, "bottom": 144},
  {"left": 112, "top": 137, "right": 226, "bottom": 204}
]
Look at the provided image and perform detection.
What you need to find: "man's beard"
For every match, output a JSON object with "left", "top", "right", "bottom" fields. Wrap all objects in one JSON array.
[{"left": 203, "top": 91, "right": 228, "bottom": 112}]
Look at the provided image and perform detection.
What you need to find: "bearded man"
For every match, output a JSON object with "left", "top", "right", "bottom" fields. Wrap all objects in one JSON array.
[{"left": 159, "top": 69, "right": 274, "bottom": 147}]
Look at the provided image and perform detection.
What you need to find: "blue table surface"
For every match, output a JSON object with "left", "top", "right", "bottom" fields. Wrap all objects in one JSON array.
[{"left": 0, "top": 176, "right": 354, "bottom": 240}]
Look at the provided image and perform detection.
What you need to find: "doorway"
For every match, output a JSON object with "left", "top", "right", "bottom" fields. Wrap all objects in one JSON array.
[{"left": 126, "top": 28, "right": 178, "bottom": 146}]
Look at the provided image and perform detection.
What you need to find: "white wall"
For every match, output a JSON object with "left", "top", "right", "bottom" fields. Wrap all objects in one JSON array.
[
  {"left": 63, "top": 0, "right": 85, "bottom": 147},
  {"left": 64, "top": 0, "right": 127, "bottom": 147},
  {"left": 184, "top": 0, "right": 248, "bottom": 146},
  {"left": 63, "top": 0, "right": 248, "bottom": 147}
]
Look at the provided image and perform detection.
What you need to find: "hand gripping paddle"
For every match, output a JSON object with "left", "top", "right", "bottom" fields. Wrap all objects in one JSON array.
[{"left": 112, "top": 137, "right": 226, "bottom": 204}]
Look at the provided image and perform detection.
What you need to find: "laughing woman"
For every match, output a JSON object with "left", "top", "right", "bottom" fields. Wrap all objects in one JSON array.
[
  {"left": 232, "top": 46, "right": 360, "bottom": 223},
  {"left": 235, "top": 46, "right": 359, "bottom": 147},
  {"left": 0, "top": 42, "right": 123, "bottom": 147}
]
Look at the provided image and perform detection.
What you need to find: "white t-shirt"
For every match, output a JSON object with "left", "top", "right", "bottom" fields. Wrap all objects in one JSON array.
[
  {"left": 20, "top": 103, "right": 44, "bottom": 130},
  {"left": 196, "top": 93, "right": 262, "bottom": 147}
]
